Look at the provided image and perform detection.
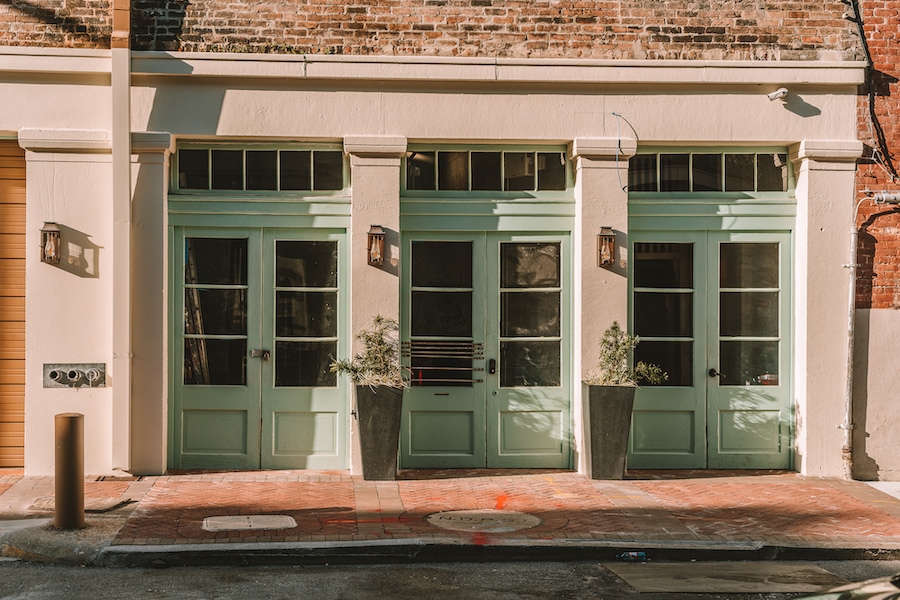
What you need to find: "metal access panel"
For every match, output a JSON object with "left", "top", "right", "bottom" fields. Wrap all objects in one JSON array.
[{"left": 43, "top": 363, "right": 107, "bottom": 388}]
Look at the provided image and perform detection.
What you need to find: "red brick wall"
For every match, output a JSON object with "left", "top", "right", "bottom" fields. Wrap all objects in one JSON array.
[
  {"left": 856, "top": 0, "right": 900, "bottom": 309},
  {"left": 0, "top": 0, "right": 111, "bottom": 49},
  {"left": 0, "top": 1, "right": 864, "bottom": 59},
  {"left": 125, "top": 0, "right": 858, "bottom": 58}
]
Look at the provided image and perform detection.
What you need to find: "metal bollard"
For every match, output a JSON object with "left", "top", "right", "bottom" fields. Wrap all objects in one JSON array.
[{"left": 54, "top": 413, "right": 85, "bottom": 529}]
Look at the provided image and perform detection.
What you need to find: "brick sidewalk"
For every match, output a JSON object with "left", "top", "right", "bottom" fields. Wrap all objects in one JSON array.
[
  {"left": 104, "top": 470, "right": 900, "bottom": 550},
  {"left": 4, "top": 468, "right": 900, "bottom": 553}
]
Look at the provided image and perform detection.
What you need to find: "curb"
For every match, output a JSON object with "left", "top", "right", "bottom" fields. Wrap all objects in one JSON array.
[{"left": 93, "top": 538, "right": 900, "bottom": 568}]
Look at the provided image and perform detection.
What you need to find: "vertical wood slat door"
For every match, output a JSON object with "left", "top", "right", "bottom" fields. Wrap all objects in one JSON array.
[{"left": 0, "top": 141, "right": 25, "bottom": 467}]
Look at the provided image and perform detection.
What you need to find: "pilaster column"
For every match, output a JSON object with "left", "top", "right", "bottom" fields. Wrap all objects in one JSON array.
[
  {"left": 570, "top": 136, "right": 636, "bottom": 475},
  {"left": 790, "top": 139, "right": 862, "bottom": 476},
  {"left": 343, "top": 135, "right": 406, "bottom": 475}
]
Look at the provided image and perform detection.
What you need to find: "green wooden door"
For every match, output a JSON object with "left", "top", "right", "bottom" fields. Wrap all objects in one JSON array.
[
  {"left": 400, "top": 232, "right": 571, "bottom": 469},
  {"left": 628, "top": 231, "right": 792, "bottom": 469},
  {"left": 171, "top": 227, "right": 347, "bottom": 470}
]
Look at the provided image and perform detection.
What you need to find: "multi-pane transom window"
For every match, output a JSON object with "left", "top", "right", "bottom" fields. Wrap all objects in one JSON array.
[
  {"left": 176, "top": 147, "right": 345, "bottom": 192},
  {"left": 629, "top": 152, "right": 789, "bottom": 193},
  {"left": 406, "top": 150, "right": 567, "bottom": 192}
]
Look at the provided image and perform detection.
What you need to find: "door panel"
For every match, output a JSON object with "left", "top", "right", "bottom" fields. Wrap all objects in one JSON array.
[
  {"left": 629, "top": 234, "right": 707, "bottom": 468},
  {"left": 177, "top": 229, "right": 261, "bottom": 470},
  {"left": 628, "top": 231, "right": 792, "bottom": 470},
  {"left": 401, "top": 232, "right": 571, "bottom": 469},
  {"left": 707, "top": 232, "right": 791, "bottom": 468},
  {"left": 488, "top": 236, "right": 570, "bottom": 468},
  {"left": 172, "top": 227, "right": 346, "bottom": 470},
  {"left": 402, "top": 234, "right": 486, "bottom": 468}
]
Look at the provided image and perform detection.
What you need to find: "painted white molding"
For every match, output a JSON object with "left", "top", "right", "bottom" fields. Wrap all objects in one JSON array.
[{"left": 130, "top": 51, "right": 866, "bottom": 86}]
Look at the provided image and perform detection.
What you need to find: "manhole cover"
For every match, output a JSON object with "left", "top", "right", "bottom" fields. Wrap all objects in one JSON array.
[
  {"left": 426, "top": 509, "right": 542, "bottom": 533},
  {"left": 202, "top": 515, "right": 297, "bottom": 532}
]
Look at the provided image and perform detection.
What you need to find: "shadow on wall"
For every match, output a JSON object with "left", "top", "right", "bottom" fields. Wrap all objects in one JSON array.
[
  {"left": 55, "top": 224, "right": 101, "bottom": 279},
  {"left": 781, "top": 94, "right": 822, "bottom": 118},
  {"left": 131, "top": 0, "right": 189, "bottom": 52},
  {"left": 6, "top": 0, "right": 111, "bottom": 46},
  {"left": 852, "top": 309, "right": 880, "bottom": 480}
]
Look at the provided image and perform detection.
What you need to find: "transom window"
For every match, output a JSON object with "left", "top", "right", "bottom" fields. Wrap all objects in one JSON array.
[
  {"left": 175, "top": 147, "right": 345, "bottom": 192},
  {"left": 629, "top": 152, "right": 789, "bottom": 193},
  {"left": 406, "top": 149, "right": 568, "bottom": 192}
]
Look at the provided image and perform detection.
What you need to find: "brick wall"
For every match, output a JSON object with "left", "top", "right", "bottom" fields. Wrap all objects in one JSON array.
[
  {"left": 0, "top": 0, "right": 111, "bottom": 49},
  {"left": 126, "top": 0, "right": 859, "bottom": 59},
  {"left": 856, "top": 0, "right": 900, "bottom": 309}
]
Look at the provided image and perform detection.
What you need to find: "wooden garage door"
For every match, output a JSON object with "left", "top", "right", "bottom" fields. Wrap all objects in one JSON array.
[{"left": 0, "top": 141, "right": 24, "bottom": 467}]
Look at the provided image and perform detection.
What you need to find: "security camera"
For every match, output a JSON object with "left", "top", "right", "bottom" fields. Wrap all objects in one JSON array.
[{"left": 767, "top": 88, "right": 789, "bottom": 101}]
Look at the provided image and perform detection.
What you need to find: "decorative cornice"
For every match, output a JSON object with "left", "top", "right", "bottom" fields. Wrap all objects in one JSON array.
[
  {"left": 344, "top": 135, "right": 407, "bottom": 157},
  {"left": 570, "top": 137, "right": 637, "bottom": 160},
  {"left": 18, "top": 129, "right": 111, "bottom": 153}
]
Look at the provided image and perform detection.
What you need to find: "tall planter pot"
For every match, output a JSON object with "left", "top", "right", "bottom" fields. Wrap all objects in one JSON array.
[
  {"left": 355, "top": 385, "right": 403, "bottom": 481},
  {"left": 586, "top": 384, "right": 636, "bottom": 480}
]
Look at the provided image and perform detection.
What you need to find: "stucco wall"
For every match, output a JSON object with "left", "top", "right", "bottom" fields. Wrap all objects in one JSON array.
[
  {"left": 20, "top": 130, "right": 116, "bottom": 476},
  {"left": 1, "top": 49, "right": 867, "bottom": 476},
  {"left": 853, "top": 309, "right": 900, "bottom": 481}
]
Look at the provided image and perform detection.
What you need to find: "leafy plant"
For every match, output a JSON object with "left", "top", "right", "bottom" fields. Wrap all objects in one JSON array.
[
  {"left": 330, "top": 315, "right": 407, "bottom": 389},
  {"left": 585, "top": 321, "right": 667, "bottom": 387}
]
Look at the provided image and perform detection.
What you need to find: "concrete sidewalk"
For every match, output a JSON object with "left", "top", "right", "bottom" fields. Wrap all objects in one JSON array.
[{"left": 3, "top": 468, "right": 900, "bottom": 567}]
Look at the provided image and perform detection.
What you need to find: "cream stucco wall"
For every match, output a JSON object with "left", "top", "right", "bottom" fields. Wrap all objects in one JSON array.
[
  {"left": 791, "top": 141, "right": 863, "bottom": 476},
  {"left": 0, "top": 48, "right": 872, "bottom": 477},
  {"left": 853, "top": 309, "right": 900, "bottom": 481},
  {"left": 19, "top": 130, "right": 116, "bottom": 476}
]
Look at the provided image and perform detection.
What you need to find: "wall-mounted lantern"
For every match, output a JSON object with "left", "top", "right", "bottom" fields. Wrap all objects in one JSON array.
[
  {"left": 367, "top": 225, "right": 385, "bottom": 266},
  {"left": 41, "top": 222, "right": 61, "bottom": 264},
  {"left": 597, "top": 227, "right": 616, "bottom": 267}
]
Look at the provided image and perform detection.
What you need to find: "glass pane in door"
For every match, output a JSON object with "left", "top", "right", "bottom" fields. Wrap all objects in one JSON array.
[
  {"left": 183, "top": 238, "right": 249, "bottom": 385},
  {"left": 410, "top": 241, "right": 475, "bottom": 386},
  {"left": 718, "top": 242, "right": 780, "bottom": 387},
  {"left": 273, "top": 240, "right": 338, "bottom": 388},
  {"left": 499, "top": 243, "right": 561, "bottom": 388},
  {"left": 633, "top": 243, "right": 694, "bottom": 387}
]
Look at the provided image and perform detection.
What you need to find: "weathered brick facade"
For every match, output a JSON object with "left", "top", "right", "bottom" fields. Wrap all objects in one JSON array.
[
  {"left": 856, "top": 0, "right": 900, "bottom": 309},
  {"left": 0, "top": 0, "right": 111, "bottom": 49},
  {"left": 128, "top": 0, "right": 859, "bottom": 58}
]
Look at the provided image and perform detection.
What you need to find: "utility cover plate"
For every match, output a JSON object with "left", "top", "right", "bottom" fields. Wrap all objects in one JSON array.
[
  {"left": 426, "top": 509, "right": 542, "bottom": 533},
  {"left": 202, "top": 515, "right": 298, "bottom": 532},
  {"left": 604, "top": 562, "right": 848, "bottom": 593}
]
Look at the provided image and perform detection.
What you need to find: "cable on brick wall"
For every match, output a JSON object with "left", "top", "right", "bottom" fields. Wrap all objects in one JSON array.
[{"left": 848, "top": 0, "right": 899, "bottom": 182}]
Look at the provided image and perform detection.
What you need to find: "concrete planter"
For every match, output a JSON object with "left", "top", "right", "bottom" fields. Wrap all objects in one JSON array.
[
  {"left": 355, "top": 385, "right": 403, "bottom": 481},
  {"left": 586, "top": 384, "right": 636, "bottom": 480}
]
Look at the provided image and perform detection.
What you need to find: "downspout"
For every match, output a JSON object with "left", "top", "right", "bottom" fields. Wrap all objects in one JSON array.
[
  {"left": 842, "top": 199, "right": 865, "bottom": 480},
  {"left": 839, "top": 0, "right": 892, "bottom": 480},
  {"left": 111, "top": 0, "right": 132, "bottom": 471}
]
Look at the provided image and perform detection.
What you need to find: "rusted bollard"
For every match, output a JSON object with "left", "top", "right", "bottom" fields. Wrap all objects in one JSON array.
[{"left": 54, "top": 413, "right": 85, "bottom": 529}]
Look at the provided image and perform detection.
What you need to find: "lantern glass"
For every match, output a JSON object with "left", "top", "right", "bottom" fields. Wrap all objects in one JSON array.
[
  {"left": 41, "top": 222, "right": 61, "bottom": 264},
  {"left": 597, "top": 227, "right": 615, "bottom": 267},
  {"left": 367, "top": 225, "right": 385, "bottom": 266}
]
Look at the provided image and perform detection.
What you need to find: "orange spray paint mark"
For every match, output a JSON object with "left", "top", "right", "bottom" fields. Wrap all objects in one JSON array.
[{"left": 495, "top": 494, "right": 508, "bottom": 510}]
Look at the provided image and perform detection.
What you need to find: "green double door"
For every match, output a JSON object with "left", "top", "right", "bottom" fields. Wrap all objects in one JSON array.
[
  {"left": 171, "top": 227, "right": 347, "bottom": 470},
  {"left": 400, "top": 232, "right": 571, "bottom": 469},
  {"left": 628, "top": 231, "right": 793, "bottom": 469}
]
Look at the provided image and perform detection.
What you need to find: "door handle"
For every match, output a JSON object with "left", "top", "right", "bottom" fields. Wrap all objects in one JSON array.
[
  {"left": 251, "top": 349, "right": 271, "bottom": 361},
  {"left": 488, "top": 358, "right": 496, "bottom": 375},
  {"left": 708, "top": 368, "right": 725, "bottom": 379}
]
